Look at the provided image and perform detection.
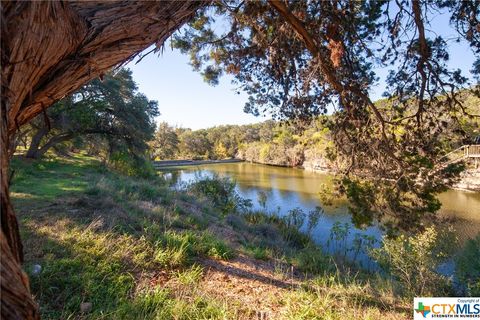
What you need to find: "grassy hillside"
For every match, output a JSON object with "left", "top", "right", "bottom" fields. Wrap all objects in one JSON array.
[{"left": 11, "top": 154, "right": 409, "bottom": 319}]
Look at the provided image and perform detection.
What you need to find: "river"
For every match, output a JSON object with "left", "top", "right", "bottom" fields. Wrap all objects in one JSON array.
[{"left": 161, "top": 162, "right": 480, "bottom": 268}]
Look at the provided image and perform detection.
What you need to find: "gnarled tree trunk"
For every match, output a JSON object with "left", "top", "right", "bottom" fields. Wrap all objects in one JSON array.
[
  {"left": 1, "top": 1, "right": 208, "bottom": 318},
  {"left": 25, "top": 126, "right": 49, "bottom": 159},
  {"left": 25, "top": 127, "right": 74, "bottom": 159}
]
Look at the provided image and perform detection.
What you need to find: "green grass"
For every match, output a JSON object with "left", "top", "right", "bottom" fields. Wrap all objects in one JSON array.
[
  {"left": 12, "top": 154, "right": 238, "bottom": 318},
  {"left": 243, "top": 244, "right": 271, "bottom": 261},
  {"left": 23, "top": 221, "right": 234, "bottom": 319},
  {"left": 11, "top": 154, "right": 410, "bottom": 319},
  {"left": 198, "top": 232, "right": 235, "bottom": 260},
  {"left": 24, "top": 227, "right": 136, "bottom": 318},
  {"left": 149, "top": 230, "right": 234, "bottom": 268},
  {"left": 174, "top": 265, "right": 204, "bottom": 286},
  {"left": 11, "top": 154, "right": 99, "bottom": 200},
  {"left": 281, "top": 273, "right": 406, "bottom": 320},
  {"left": 114, "top": 288, "right": 232, "bottom": 320}
]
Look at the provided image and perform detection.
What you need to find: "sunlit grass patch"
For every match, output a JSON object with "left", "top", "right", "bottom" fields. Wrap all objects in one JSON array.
[
  {"left": 281, "top": 274, "right": 408, "bottom": 320},
  {"left": 153, "top": 231, "right": 194, "bottom": 268},
  {"left": 173, "top": 264, "right": 204, "bottom": 287},
  {"left": 10, "top": 192, "right": 38, "bottom": 200},
  {"left": 24, "top": 225, "right": 141, "bottom": 318},
  {"left": 10, "top": 155, "right": 96, "bottom": 201},
  {"left": 115, "top": 287, "right": 233, "bottom": 320},
  {"left": 152, "top": 230, "right": 235, "bottom": 267},
  {"left": 198, "top": 232, "right": 236, "bottom": 260},
  {"left": 243, "top": 244, "right": 271, "bottom": 261}
]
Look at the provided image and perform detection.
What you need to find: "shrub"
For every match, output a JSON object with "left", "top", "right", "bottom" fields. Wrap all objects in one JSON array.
[
  {"left": 284, "top": 207, "right": 306, "bottom": 229},
  {"left": 253, "top": 223, "right": 279, "bottom": 240},
  {"left": 306, "top": 206, "right": 324, "bottom": 235},
  {"left": 281, "top": 226, "right": 311, "bottom": 248},
  {"left": 327, "top": 222, "right": 351, "bottom": 257},
  {"left": 371, "top": 226, "right": 457, "bottom": 297},
  {"left": 293, "top": 246, "right": 331, "bottom": 275},
  {"left": 456, "top": 234, "right": 480, "bottom": 296},
  {"left": 257, "top": 190, "right": 268, "bottom": 209},
  {"left": 243, "top": 210, "right": 312, "bottom": 248},
  {"left": 109, "top": 151, "right": 156, "bottom": 178},
  {"left": 187, "top": 175, "right": 251, "bottom": 214},
  {"left": 225, "top": 214, "right": 246, "bottom": 230}
]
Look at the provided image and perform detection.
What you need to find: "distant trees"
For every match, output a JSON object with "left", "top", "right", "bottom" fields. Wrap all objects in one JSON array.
[
  {"left": 22, "top": 69, "right": 159, "bottom": 173},
  {"left": 149, "top": 122, "right": 179, "bottom": 160},
  {"left": 149, "top": 118, "right": 333, "bottom": 167},
  {"left": 236, "top": 120, "right": 329, "bottom": 167},
  {"left": 150, "top": 93, "right": 479, "bottom": 168},
  {"left": 178, "top": 129, "right": 212, "bottom": 159}
]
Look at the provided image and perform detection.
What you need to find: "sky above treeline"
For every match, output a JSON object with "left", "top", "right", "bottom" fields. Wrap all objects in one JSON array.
[{"left": 125, "top": 9, "right": 476, "bottom": 130}]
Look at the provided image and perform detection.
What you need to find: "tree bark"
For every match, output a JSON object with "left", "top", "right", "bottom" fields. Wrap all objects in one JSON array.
[
  {"left": 1, "top": 1, "right": 208, "bottom": 318},
  {"left": 25, "top": 127, "right": 48, "bottom": 159},
  {"left": 33, "top": 133, "right": 75, "bottom": 159},
  {"left": 1, "top": 86, "right": 39, "bottom": 319},
  {"left": 25, "top": 127, "right": 74, "bottom": 159}
]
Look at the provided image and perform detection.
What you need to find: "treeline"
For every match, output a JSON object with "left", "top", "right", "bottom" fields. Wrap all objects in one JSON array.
[
  {"left": 150, "top": 91, "right": 480, "bottom": 170},
  {"left": 149, "top": 117, "right": 337, "bottom": 169}
]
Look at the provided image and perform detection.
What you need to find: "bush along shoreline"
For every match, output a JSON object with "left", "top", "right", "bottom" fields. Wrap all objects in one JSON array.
[{"left": 10, "top": 154, "right": 479, "bottom": 319}]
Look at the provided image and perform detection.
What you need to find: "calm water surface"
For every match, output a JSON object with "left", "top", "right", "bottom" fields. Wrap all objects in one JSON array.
[{"left": 162, "top": 162, "right": 480, "bottom": 263}]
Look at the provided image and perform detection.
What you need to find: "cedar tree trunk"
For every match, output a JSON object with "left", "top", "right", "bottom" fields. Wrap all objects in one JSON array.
[
  {"left": 24, "top": 127, "right": 48, "bottom": 159},
  {"left": 1, "top": 1, "right": 207, "bottom": 318}
]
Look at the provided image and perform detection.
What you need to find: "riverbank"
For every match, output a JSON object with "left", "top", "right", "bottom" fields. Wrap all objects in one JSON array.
[
  {"left": 453, "top": 168, "right": 480, "bottom": 192},
  {"left": 153, "top": 158, "right": 242, "bottom": 169},
  {"left": 241, "top": 157, "right": 480, "bottom": 192},
  {"left": 11, "top": 154, "right": 411, "bottom": 319}
]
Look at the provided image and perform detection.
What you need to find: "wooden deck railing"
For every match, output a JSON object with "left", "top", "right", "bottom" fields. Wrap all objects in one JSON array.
[
  {"left": 465, "top": 145, "right": 480, "bottom": 158},
  {"left": 438, "top": 144, "right": 480, "bottom": 167}
]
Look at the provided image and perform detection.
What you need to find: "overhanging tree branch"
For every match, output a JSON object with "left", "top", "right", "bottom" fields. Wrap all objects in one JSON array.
[{"left": 267, "top": 0, "right": 396, "bottom": 157}]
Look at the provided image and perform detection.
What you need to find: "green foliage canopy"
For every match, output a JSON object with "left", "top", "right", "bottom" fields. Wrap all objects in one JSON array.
[
  {"left": 172, "top": 0, "right": 480, "bottom": 230},
  {"left": 24, "top": 69, "right": 159, "bottom": 164}
]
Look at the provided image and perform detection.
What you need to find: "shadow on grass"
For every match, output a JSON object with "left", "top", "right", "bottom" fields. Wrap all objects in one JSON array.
[
  {"left": 12, "top": 155, "right": 410, "bottom": 318},
  {"left": 16, "top": 186, "right": 234, "bottom": 318},
  {"left": 201, "top": 258, "right": 296, "bottom": 290},
  {"left": 10, "top": 155, "right": 103, "bottom": 202},
  {"left": 21, "top": 223, "right": 137, "bottom": 319}
]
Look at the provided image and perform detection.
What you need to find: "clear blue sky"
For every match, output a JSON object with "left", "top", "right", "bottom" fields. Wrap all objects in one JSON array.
[
  {"left": 125, "top": 11, "right": 476, "bottom": 130},
  {"left": 125, "top": 47, "right": 263, "bottom": 130}
]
